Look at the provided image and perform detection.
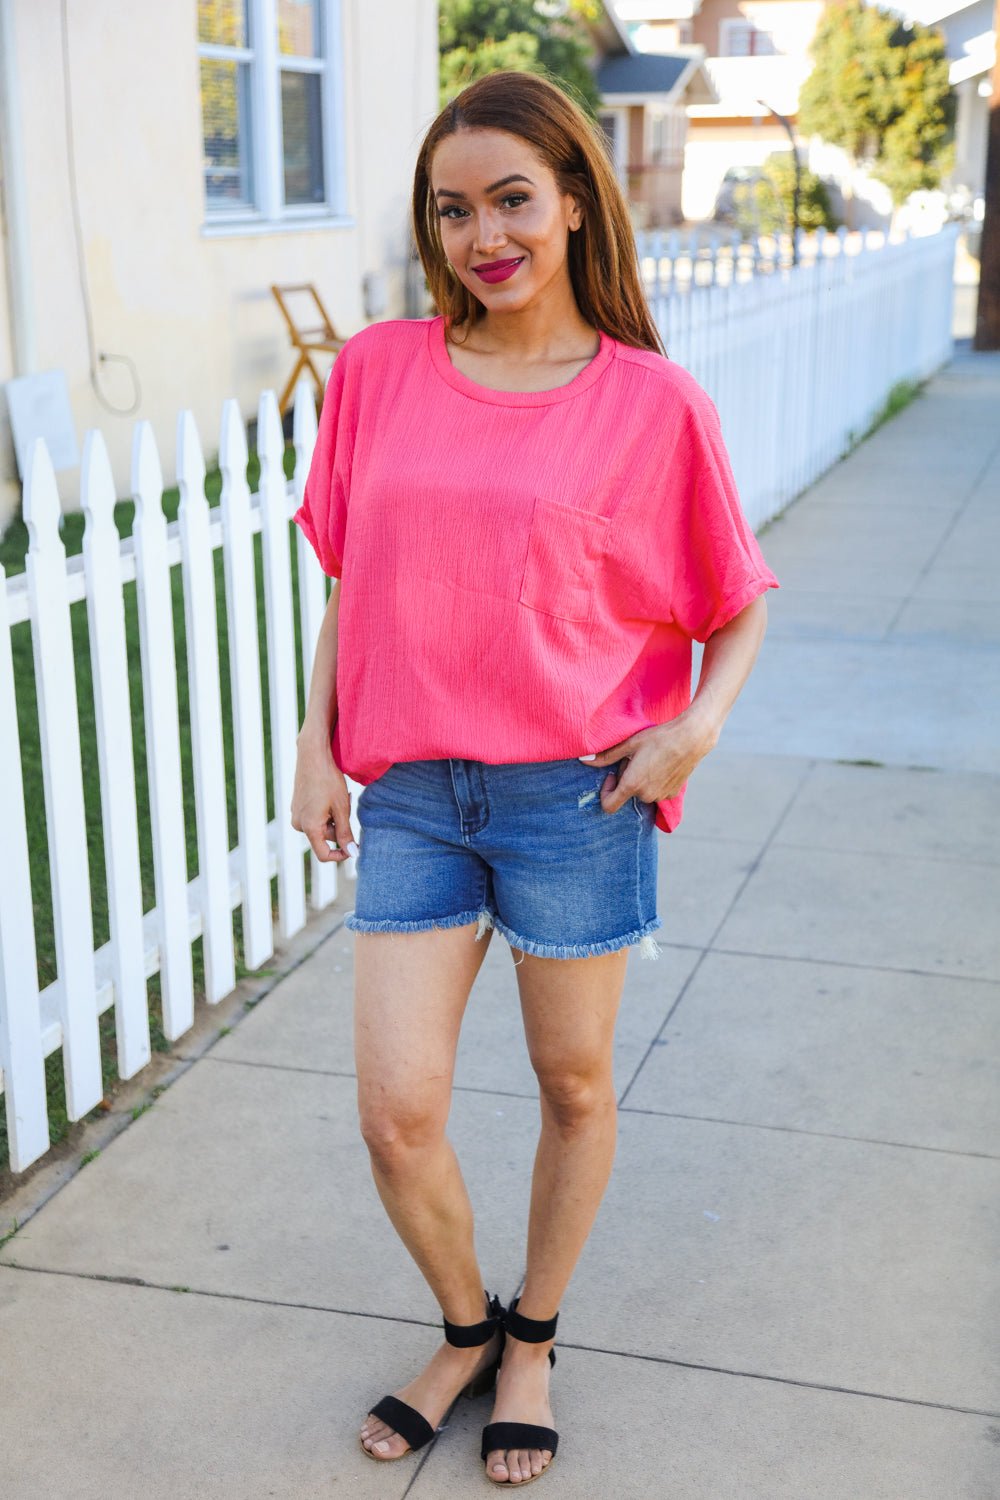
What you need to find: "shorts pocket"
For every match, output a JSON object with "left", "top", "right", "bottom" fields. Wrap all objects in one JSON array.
[{"left": 519, "top": 496, "right": 609, "bottom": 624}]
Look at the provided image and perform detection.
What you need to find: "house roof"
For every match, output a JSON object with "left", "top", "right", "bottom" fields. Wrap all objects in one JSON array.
[
  {"left": 599, "top": 0, "right": 636, "bottom": 52},
  {"left": 595, "top": 51, "right": 690, "bottom": 95},
  {"left": 584, "top": 0, "right": 637, "bottom": 55}
]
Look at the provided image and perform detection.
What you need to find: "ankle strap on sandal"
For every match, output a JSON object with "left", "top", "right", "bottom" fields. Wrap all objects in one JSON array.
[
  {"left": 503, "top": 1297, "right": 559, "bottom": 1344},
  {"left": 443, "top": 1291, "right": 506, "bottom": 1348}
]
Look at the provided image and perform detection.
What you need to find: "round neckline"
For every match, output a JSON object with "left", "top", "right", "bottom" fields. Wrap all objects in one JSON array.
[{"left": 428, "top": 313, "right": 616, "bottom": 406}]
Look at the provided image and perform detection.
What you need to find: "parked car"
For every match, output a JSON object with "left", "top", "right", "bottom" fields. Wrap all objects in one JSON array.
[{"left": 712, "top": 165, "right": 768, "bottom": 224}]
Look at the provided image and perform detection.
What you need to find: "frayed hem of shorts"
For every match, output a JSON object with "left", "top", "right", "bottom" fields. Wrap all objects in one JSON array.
[
  {"left": 489, "top": 912, "right": 664, "bottom": 962},
  {"left": 344, "top": 906, "right": 494, "bottom": 937}
]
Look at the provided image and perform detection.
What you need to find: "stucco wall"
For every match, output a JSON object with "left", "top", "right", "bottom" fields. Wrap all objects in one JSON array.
[{"left": 0, "top": 0, "right": 439, "bottom": 525}]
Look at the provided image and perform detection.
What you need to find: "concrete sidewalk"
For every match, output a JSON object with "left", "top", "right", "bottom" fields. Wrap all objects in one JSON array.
[{"left": 2, "top": 346, "right": 999, "bottom": 1499}]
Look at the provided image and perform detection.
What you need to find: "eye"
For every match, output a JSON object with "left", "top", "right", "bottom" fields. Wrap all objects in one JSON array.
[{"left": 437, "top": 193, "right": 530, "bottom": 219}]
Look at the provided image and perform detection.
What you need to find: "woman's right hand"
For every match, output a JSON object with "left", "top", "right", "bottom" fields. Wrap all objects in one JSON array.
[{"left": 291, "top": 730, "right": 359, "bottom": 863}]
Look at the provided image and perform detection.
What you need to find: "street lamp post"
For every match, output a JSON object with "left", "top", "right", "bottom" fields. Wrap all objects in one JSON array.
[{"left": 755, "top": 98, "right": 802, "bottom": 266}]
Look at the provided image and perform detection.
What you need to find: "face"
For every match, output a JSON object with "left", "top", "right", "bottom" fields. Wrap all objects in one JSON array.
[{"left": 430, "top": 127, "right": 583, "bottom": 304}]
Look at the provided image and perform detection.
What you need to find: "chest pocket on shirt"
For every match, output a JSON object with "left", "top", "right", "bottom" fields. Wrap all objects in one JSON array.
[{"left": 519, "top": 496, "right": 610, "bottom": 624}]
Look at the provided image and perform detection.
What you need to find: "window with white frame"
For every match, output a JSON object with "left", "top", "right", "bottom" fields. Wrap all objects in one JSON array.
[
  {"left": 197, "top": 0, "right": 344, "bottom": 222},
  {"left": 718, "top": 19, "right": 778, "bottom": 56},
  {"left": 649, "top": 110, "right": 683, "bottom": 165},
  {"left": 597, "top": 109, "right": 628, "bottom": 185}
]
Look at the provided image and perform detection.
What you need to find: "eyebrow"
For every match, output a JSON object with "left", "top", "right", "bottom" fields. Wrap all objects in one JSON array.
[{"left": 434, "top": 174, "right": 535, "bottom": 201}]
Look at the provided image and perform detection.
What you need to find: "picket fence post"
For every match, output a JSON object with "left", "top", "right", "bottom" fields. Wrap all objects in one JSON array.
[
  {"left": 257, "top": 388, "right": 307, "bottom": 939},
  {"left": 81, "top": 430, "right": 151, "bottom": 1078},
  {"left": 219, "top": 399, "right": 273, "bottom": 971},
  {"left": 132, "top": 422, "right": 195, "bottom": 1039},
  {"left": 23, "top": 438, "right": 103, "bottom": 1120},
  {"left": 176, "top": 410, "right": 237, "bottom": 1004},
  {"left": 0, "top": 562, "right": 49, "bottom": 1171}
]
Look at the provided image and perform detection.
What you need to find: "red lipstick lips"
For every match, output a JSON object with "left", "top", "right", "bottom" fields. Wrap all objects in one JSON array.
[{"left": 472, "top": 256, "right": 525, "bottom": 284}]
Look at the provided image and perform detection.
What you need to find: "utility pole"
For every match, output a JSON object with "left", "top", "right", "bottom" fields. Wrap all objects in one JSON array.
[
  {"left": 756, "top": 99, "right": 802, "bottom": 266},
  {"left": 973, "top": 0, "right": 1000, "bottom": 348}
]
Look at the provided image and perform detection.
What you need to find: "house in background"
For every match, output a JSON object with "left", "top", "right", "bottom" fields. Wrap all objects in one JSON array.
[
  {"left": 0, "top": 0, "right": 438, "bottom": 530},
  {"left": 611, "top": 0, "right": 826, "bottom": 224},
  {"left": 585, "top": 2, "right": 718, "bottom": 227},
  {"left": 803, "top": 0, "right": 995, "bottom": 231},
  {"left": 613, "top": 0, "right": 993, "bottom": 233}
]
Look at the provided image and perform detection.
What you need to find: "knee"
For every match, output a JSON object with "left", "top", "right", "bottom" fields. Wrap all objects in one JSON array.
[
  {"left": 358, "top": 1097, "right": 446, "bottom": 1172},
  {"left": 534, "top": 1066, "right": 615, "bottom": 1132}
]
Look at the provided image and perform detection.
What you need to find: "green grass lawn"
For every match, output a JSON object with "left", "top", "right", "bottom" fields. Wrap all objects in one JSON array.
[{"left": 0, "top": 442, "right": 316, "bottom": 1178}]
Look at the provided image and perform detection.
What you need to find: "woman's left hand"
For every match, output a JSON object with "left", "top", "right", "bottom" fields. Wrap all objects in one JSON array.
[
  {"left": 585, "top": 596, "right": 769, "bottom": 813},
  {"left": 582, "top": 706, "right": 721, "bottom": 814}
]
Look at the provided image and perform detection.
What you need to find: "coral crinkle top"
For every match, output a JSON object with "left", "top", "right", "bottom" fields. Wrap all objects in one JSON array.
[{"left": 293, "top": 314, "right": 778, "bottom": 834}]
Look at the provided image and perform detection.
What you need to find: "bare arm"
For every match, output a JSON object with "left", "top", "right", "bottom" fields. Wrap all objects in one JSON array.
[
  {"left": 582, "top": 593, "right": 769, "bottom": 812},
  {"left": 687, "top": 591, "right": 769, "bottom": 750},
  {"left": 291, "top": 581, "right": 358, "bottom": 862}
]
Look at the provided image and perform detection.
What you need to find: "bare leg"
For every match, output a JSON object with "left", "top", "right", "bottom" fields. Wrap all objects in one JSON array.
[
  {"left": 485, "top": 945, "right": 629, "bottom": 1483},
  {"left": 354, "top": 922, "right": 502, "bottom": 1459}
]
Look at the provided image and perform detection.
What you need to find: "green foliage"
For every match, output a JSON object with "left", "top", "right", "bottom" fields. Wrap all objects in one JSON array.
[
  {"left": 440, "top": 30, "right": 543, "bottom": 99},
  {"left": 439, "top": 0, "right": 601, "bottom": 114},
  {"left": 728, "top": 153, "right": 839, "bottom": 236},
  {"left": 874, "top": 27, "right": 956, "bottom": 203},
  {"left": 798, "top": 0, "right": 955, "bottom": 208},
  {"left": 765, "top": 152, "right": 838, "bottom": 232},
  {"left": 725, "top": 176, "right": 782, "bottom": 239}
]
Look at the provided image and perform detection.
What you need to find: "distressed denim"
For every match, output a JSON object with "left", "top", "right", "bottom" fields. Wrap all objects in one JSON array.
[{"left": 345, "top": 755, "right": 662, "bottom": 962}]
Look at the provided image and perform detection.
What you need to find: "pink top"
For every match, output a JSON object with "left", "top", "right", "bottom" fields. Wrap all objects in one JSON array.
[{"left": 293, "top": 313, "right": 778, "bottom": 834}]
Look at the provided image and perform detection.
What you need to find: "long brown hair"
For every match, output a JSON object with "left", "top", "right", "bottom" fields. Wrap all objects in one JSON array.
[{"left": 411, "top": 70, "right": 666, "bottom": 357}]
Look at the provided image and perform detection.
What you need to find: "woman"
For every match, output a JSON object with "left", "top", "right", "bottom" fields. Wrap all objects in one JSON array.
[{"left": 291, "top": 71, "right": 778, "bottom": 1487}]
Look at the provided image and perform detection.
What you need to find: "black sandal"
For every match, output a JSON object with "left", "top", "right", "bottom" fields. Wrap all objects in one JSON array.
[
  {"left": 481, "top": 1297, "right": 559, "bottom": 1485},
  {"left": 360, "top": 1291, "right": 506, "bottom": 1461}
]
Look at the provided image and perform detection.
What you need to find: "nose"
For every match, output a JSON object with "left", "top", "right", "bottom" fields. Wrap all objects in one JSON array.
[{"left": 472, "top": 210, "right": 508, "bottom": 255}]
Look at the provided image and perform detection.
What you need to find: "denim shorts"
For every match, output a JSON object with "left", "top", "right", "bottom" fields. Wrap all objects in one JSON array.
[{"left": 344, "top": 755, "right": 663, "bottom": 961}]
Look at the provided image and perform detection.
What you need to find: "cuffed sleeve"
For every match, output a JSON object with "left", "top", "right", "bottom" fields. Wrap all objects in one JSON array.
[
  {"left": 668, "top": 392, "right": 779, "bottom": 642},
  {"left": 292, "top": 345, "right": 355, "bottom": 579}
]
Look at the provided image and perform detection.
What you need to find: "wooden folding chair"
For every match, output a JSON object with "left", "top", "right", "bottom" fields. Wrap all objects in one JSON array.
[{"left": 271, "top": 283, "right": 348, "bottom": 416}]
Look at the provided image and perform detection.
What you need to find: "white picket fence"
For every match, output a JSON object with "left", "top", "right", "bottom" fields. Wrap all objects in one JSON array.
[
  {"left": 651, "top": 222, "right": 960, "bottom": 530},
  {"left": 0, "top": 386, "right": 356, "bottom": 1175},
  {"left": 0, "top": 225, "right": 959, "bottom": 1175},
  {"left": 634, "top": 221, "right": 953, "bottom": 296}
]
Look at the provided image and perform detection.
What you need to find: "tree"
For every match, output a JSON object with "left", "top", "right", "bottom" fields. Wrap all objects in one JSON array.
[
  {"left": 439, "top": 0, "right": 602, "bottom": 114},
  {"left": 798, "top": 0, "right": 956, "bottom": 229},
  {"left": 973, "top": 0, "right": 999, "bottom": 349}
]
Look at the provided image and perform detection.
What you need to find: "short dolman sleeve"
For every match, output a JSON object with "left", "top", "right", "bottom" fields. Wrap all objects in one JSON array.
[
  {"left": 661, "top": 389, "right": 779, "bottom": 642},
  {"left": 292, "top": 344, "right": 355, "bottom": 580}
]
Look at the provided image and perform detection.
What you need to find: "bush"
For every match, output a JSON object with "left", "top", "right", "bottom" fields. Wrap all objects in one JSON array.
[{"left": 728, "top": 152, "right": 840, "bottom": 237}]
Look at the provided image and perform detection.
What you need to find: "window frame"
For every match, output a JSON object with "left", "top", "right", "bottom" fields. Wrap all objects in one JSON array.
[
  {"left": 198, "top": 0, "right": 351, "bottom": 235},
  {"left": 646, "top": 107, "right": 684, "bottom": 168},
  {"left": 718, "top": 18, "right": 778, "bottom": 57},
  {"left": 597, "top": 108, "right": 629, "bottom": 188}
]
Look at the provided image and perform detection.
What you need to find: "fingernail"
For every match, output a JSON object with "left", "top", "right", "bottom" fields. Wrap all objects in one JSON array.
[
  {"left": 579, "top": 754, "right": 596, "bottom": 761},
  {"left": 346, "top": 841, "right": 360, "bottom": 857}
]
